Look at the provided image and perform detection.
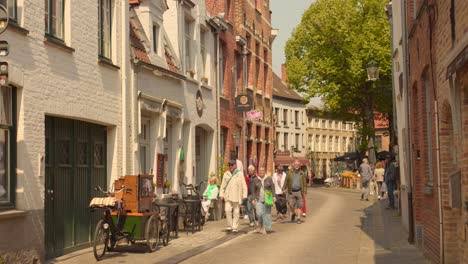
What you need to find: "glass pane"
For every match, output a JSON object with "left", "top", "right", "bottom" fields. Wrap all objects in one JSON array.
[
  {"left": 0, "top": 86, "right": 11, "bottom": 126},
  {"left": 59, "top": 139, "right": 70, "bottom": 165},
  {"left": 78, "top": 142, "right": 88, "bottom": 165},
  {"left": 103, "top": 0, "right": 111, "bottom": 57},
  {"left": 140, "top": 145, "right": 147, "bottom": 174},
  {"left": 8, "top": 0, "right": 16, "bottom": 20},
  {"left": 94, "top": 143, "right": 104, "bottom": 166},
  {"left": 51, "top": 0, "right": 63, "bottom": 39},
  {"left": 0, "top": 130, "right": 8, "bottom": 200}
]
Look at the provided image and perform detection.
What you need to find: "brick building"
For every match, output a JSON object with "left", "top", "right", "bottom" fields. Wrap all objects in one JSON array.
[
  {"left": 403, "top": 0, "right": 468, "bottom": 263},
  {"left": 207, "top": 0, "right": 275, "bottom": 173}
]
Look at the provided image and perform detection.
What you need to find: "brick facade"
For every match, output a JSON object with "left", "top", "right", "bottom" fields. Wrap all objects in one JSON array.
[
  {"left": 406, "top": 0, "right": 468, "bottom": 263},
  {"left": 207, "top": 0, "right": 274, "bottom": 174}
]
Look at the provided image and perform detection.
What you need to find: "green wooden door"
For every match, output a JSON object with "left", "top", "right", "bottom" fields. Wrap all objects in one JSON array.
[{"left": 45, "top": 116, "right": 107, "bottom": 259}]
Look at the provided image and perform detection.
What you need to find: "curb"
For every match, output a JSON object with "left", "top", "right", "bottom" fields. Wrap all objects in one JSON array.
[{"left": 154, "top": 225, "right": 253, "bottom": 264}]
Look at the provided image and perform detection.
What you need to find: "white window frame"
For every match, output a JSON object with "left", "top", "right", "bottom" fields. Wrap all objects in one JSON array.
[
  {"left": 99, "top": 0, "right": 112, "bottom": 59},
  {"left": 139, "top": 118, "right": 151, "bottom": 174}
]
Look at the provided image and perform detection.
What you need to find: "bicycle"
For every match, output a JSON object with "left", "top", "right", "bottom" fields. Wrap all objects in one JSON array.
[
  {"left": 89, "top": 185, "right": 160, "bottom": 261},
  {"left": 152, "top": 203, "right": 170, "bottom": 246}
]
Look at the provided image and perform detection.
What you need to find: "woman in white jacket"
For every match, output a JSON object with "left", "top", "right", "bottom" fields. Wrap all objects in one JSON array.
[{"left": 219, "top": 159, "right": 248, "bottom": 233}]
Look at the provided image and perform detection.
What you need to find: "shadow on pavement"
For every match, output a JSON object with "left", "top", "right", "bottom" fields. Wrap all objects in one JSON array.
[{"left": 358, "top": 198, "right": 428, "bottom": 264}]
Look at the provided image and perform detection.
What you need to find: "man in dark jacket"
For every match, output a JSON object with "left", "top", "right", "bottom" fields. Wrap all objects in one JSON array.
[
  {"left": 282, "top": 159, "right": 307, "bottom": 224},
  {"left": 384, "top": 155, "right": 397, "bottom": 209}
]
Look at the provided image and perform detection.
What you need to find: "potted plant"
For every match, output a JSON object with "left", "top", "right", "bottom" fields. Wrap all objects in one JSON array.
[{"left": 163, "top": 180, "right": 171, "bottom": 194}]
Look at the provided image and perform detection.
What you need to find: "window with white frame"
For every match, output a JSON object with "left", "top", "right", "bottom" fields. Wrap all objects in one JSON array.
[
  {"left": 200, "top": 28, "right": 207, "bottom": 78},
  {"left": 315, "top": 135, "right": 320, "bottom": 151},
  {"left": 139, "top": 118, "right": 151, "bottom": 174},
  {"left": 329, "top": 136, "right": 333, "bottom": 151},
  {"left": 185, "top": 18, "right": 193, "bottom": 73},
  {"left": 99, "top": 0, "right": 112, "bottom": 59},
  {"left": 0, "top": 86, "right": 12, "bottom": 209},
  {"left": 321, "top": 120, "right": 326, "bottom": 129},
  {"left": 295, "top": 134, "right": 299, "bottom": 150},
  {"left": 283, "top": 133, "right": 288, "bottom": 150},
  {"left": 342, "top": 136, "right": 347, "bottom": 152},
  {"left": 335, "top": 136, "right": 339, "bottom": 152},
  {"left": 321, "top": 135, "right": 326, "bottom": 151},
  {"left": 45, "top": 0, "right": 65, "bottom": 40}
]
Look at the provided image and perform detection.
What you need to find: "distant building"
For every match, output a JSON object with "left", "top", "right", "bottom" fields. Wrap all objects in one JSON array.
[
  {"left": 305, "top": 106, "right": 358, "bottom": 179},
  {"left": 272, "top": 69, "right": 308, "bottom": 169}
]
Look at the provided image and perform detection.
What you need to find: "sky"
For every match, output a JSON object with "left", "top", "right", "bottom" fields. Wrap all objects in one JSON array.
[{"left": 270, "top": 0, "right": 316, "bottom": 76}]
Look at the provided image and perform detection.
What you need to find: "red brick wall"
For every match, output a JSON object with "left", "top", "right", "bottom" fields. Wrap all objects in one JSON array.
[
  {"left": 407, "top": 0, "right": 468, "bottom": 263},
  {"left": 207, "top": 0, "right": 244, "bottom": 163},
  {"left": 407, "top": 1, "right": 441, "bottom": 262},
  {"left": 433, "top": 0, "right": 468, "bottom": 262}
]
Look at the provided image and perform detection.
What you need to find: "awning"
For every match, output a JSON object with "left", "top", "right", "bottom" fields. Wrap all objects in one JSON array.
[{"left": 274, "top": 156, "right": 310, "bottom": 166}]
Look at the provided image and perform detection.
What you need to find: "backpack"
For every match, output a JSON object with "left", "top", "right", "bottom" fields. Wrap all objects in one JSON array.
[{"left": 276, "top": 195, "right": 288, "bottom": 214}]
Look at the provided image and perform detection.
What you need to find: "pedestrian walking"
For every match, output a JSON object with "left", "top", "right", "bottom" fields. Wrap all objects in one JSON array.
[
  {"left": 283, "top": 159, "right": 308, "bottom": 224},
  {"left": 359, "top": 158, "right": 373, "bottom": 201},
  {"left": 374, "top": 161, "right": 385, "bottom": 199},
  {"left": 272, "top": 165, "right": 286, "bottom": 221},
  {"left": 245, "top": 165, "right": 257, "bottom": 227},
  {"left": 201, "top": 176, "right": 219, "bottom": 220},
  {"left": 219, "top": 159, "right": 248, "bottom": 233},
  {"left": 251, "top": 167, "right": 275, "bottom": 234},
  {"left": 383, "top": 155, "right": 397, "bottom": 209}
]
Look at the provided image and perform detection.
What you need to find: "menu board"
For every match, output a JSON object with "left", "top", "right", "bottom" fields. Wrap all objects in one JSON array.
[{"left": 156, "top": 154, "right": 166, "bottom": 188}]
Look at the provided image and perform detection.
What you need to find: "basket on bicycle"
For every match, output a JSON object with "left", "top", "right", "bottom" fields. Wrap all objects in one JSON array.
[{"left": 88, "top": 197, "right": 118, "bottom": 209}]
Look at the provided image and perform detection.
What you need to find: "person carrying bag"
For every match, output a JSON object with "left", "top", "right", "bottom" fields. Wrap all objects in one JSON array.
[{"left": 251, "top": 167, "right": 276, "bottom": 235}]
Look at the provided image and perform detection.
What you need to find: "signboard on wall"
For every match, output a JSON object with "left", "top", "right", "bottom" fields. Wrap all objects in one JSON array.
[
  {"left": 246, "top": 110, "right": 263, "bottom": 121},
  {"left": 234, "top": 94, "right": 253, "bottom": 112},
  {"left": 156, "top": 153, "right": 166, "bottom": 188}
]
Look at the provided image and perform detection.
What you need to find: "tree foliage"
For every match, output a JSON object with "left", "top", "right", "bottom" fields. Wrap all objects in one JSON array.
[{"left": 285, "top": 0, "right": 392, "bottom": 147}]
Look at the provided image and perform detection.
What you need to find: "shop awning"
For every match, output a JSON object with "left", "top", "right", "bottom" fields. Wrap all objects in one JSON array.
[{"left": 274, "top": 156, "right": 310, "bottom": 166}]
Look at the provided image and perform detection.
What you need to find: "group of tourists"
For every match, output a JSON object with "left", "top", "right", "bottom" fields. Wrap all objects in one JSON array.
[
  {"left": 202, "top": 159, "right": 308, "bottom": 234},
  {"left": 359, "top": 154, "right": 398, "bottom": 209}
]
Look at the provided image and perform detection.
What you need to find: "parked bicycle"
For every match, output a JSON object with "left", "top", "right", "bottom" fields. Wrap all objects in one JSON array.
[{"left": 89, "top": 185, "right": 160, "bottom": 261}]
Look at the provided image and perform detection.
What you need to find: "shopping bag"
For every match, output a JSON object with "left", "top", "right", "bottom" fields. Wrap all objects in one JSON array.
[
  {"left": 264, "top": 190, "right": 274, "bottom": 206},
  {"left": 369, "top": 181, "right": 376, "bottom": 195},
  {"left": 381, "top": 182, "right": 388, "bottom": 193}
]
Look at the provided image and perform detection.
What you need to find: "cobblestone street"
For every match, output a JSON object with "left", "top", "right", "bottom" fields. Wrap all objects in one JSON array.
[{"left": 49, "top": 187, "right": 428, "bottom": 264}]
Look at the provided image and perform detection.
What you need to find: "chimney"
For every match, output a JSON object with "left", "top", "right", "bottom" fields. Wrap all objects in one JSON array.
[{"left": 281, "top": 63, "right": 287, "bottom": 82}]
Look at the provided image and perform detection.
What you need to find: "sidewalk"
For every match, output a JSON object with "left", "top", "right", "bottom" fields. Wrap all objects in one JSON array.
[
  {"left": 358, "top": 197, "right": 428, "bottom": 264},
  {"left": 49, "top": 217, "right": 254, "bottom": 264}
]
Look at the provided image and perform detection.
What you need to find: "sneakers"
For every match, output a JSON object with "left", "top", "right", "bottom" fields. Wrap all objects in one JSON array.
[
  {"left": 249, "top": 222, "right": 255, "bottom": 227},
  {"left": 226, "top": 227, "right": 232, "bottom": 231},
  {"left": 378, "top": 195, "right": 381, "bottom": 200},
  {"left": 291, "top": 213, "right": 296, "bottom": 222},
  {"left": 232, "top": 229, "right": 238, "bottom": 233},
  {"left": 302, "top": 213, "right": 306, "bottom": 217},
  {"left": 297, "top": 219, "right": 302, "bottom": 224},
  {"left": 260, "top": 228, "right": 267, "bottom": 235}
]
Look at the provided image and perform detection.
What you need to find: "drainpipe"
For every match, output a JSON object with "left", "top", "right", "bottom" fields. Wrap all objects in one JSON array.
[
  {"left": 402, "top": 0, "right": 415, "bottom": 244},
  {"left": 242, "top": 44, "right": 248, "bottom": 168},
  {"left": 121, "top": 0, "right": 129, "bottom": 176},
  {"left": 215, "top": 29, "right": 221, "bottom": 175},
  {"left": 435, "top": 101, "right": 444, "bottom": 264}
]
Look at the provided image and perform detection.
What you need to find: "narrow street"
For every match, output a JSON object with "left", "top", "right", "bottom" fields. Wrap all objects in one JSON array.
[
  {"left": 51, "top": 187, "right": 427, "bottom": 264},
  {"left": 182, "top": 187, "right": 427, "bottom": 264}
]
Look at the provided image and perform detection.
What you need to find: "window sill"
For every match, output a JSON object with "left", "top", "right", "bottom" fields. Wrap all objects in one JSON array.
[
  {"left": 98, "top": 57, "right": 120, "bottom": 70},
  {"left": 7, "top": 21, "right": 29, "bottom": 35},
  {"left": 44, "top": 34, "right": 75, "bottom": 53},
  {"left": 0, "top": 209, "right": 28, "bottom": 221}
]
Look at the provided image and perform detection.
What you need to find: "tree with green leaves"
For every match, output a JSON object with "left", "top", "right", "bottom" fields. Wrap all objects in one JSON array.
[{"left": 285, "top": 0, "right": 393, "bottom": 152}]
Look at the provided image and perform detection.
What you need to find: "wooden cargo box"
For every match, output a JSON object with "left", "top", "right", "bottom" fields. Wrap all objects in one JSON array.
[{"left": 115, "top": 175, "right": 154, "bottom": 213}]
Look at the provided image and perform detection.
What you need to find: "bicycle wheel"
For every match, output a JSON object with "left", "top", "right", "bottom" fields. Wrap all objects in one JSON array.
[
  {"left": 160, "top": 219, "right": 169, "bottom": 246},
  {"left": 93, "top": 219, "right": 109, "bottom": 261},
  {"left": 145, "top": 215, "right": 160, "bottom": 252}
]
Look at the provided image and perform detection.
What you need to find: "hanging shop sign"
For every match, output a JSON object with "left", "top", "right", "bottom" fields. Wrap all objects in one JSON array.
[
  {"left": 246, "top": 109, "right": 263, "bottom": 121},
  {"left": 234, "top": 94, "right": 253, "bottom": 112}
]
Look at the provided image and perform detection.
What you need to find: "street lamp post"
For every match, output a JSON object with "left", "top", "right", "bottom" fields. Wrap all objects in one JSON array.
[{"left": 366, "top": 59, "right": 379, "bottom": 168}]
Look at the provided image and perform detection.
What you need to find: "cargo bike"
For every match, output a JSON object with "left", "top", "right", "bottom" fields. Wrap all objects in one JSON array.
[{"left": 89, "top": 175, "right": 169, "bottom": 261}]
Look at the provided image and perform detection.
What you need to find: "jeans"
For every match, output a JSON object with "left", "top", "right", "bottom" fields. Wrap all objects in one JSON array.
[
  {"left": 387, "top": 181, "right": 395, "bottom": 208},
  {"left": 246, "top": 195, "right": 255, "bottom": 223},
  {"left": 361, "top": 180, "right": 370, "bottom": 200},
  {"left": 255, "top": 202, "right": 272, "bottom": 229}
]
